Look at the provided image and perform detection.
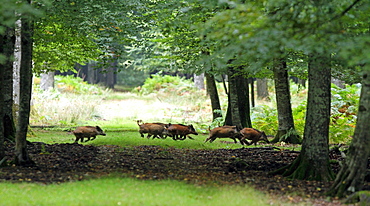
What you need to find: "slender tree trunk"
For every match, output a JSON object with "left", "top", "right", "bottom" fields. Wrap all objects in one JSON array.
[
  {"left": 249, "top": 78, "right": 255, "bottom": 107},
  {"left": 205, "top": 73, "right": 222, "bottom": 121},
  {"left": 2, "top": 26, "right": 16, "bottom": 143},
  {"left": 256, "top": 78, "right": 270, "bottom": 101},
  {"left": 272, "top": 54, "right": 334, "bottom": 181},
  {"left": 0, "top": 28, "right": 11, "bottom": 165},
  {"left": 15, "top": 9, "right": 35, "bottom": 166},
  {"left": 271, "top": 59, "right": 301, "bottom": 144},
  {"left": 327, "top": 68, "right": 370, "bottom": 198},
  {"left": 13, "top": 20, "right": 21, "bottom": 114}
]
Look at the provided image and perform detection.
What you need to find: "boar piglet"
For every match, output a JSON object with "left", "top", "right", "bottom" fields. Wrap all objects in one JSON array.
[
  {"left": 165, "top": 123, "right": 198, "bottom": 140},
  {"left": 205, "top": 125, "right": 245, "bottom": 144},
  {"left": 137, "top": 120, "right": 169, "bottom": 139},
  {"left": 73, "top": 126, "right": 106, "bottom": 143},
  {"left": 240, "top": 128, "right": 269, "bottom": 145}
]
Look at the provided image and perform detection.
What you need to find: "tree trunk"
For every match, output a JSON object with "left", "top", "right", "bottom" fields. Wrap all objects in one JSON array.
[
  {"left": 15, "top": 9, "right": 35, "bottom": 166},
  {"left": 205, "top": 73, "right": 222, "bottom": 121},
  {"left": 13, "top": 20, "right": 21, "bottom": 112},
  {"left": 249, "top": 78, "right": 255, "bottom": 107},
  {"left": 2, "top": 26, "right": 16, "bottom": 143},
  {"left": 0, "top": 28, "right": 12, "bottom": 165},
  {"left": 271, "top": 59, "right": 301, "bottom": 144},
  {"left": 194, "top": 73, "right": 205, "bottom": 90},
  {"left": 237, "top": 74, "right": 252, "bottom": 128},
  {"left": 327, "top": 68, "right": 370, "bottom": 197},
  {"left": 224, "top": 67, "right": 252, "bottom": 129},
  {"left": 272, "top": 54, "right": 334, "bottom": 181},
  {"left": 256, "top": 78, "right": 270, "bottom": 101},
  {"left": 40, "top": 71, "right": 55, "bottom": 91}
]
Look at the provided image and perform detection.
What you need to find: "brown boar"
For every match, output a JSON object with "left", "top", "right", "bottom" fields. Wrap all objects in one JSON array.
[
  {"left": 239, "top": 128, "right": 269, "bottom": 145},
  {"left": 166, "top": 123, "right": 198, "bottom": 140},
  {"left": 137, "top": 120, "right": 169, "bottom": 139},
  {"left": 205, "top": 126, "right": 245, "bottom": 144},
  {"left": 73, "top": 126, "right": 106, "bottom": 143}
]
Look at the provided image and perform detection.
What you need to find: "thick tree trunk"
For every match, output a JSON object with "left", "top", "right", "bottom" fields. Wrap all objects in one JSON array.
[
  {"left": 15, "top": 10, "right": 35, "bottom": 166},
  {"left": 194, "top": 73, "right": 205, "bottom": 90},
  {"left": 272, "top": 54, "right": 334, "bottom": 181},
  {"left": 2, "top": 26, "right": 16, "bottom": 143},
  {"left": 224, "top": 68, "right": 252, "bottom": 129},
  {"left": 256, "top": 78, "right": 270, "bottom": 101},
  {"left": 271, "top": 59, "right": 301, "bottom": 144},
  {"left": 205, "top": 73, "right": 222, "bottom": 121},
  {"left": 236, "top": 74, "right": 252, "bottom": 128},
  {"left": 327, "top": 69, "right": 370, "bottom": 198}
]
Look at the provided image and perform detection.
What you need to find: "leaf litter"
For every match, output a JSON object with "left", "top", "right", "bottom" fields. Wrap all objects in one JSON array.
[{"left": 1, "top": 141, "right": 369, "bottom": 205}]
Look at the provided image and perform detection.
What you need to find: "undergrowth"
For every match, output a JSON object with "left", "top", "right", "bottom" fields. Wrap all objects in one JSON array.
[{"left": 30, "top": 75, "right": 360, "bottom": 144}]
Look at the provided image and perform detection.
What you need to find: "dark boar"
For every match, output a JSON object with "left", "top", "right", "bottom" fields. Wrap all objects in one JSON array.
[
  {"left": 166, "top": 123, "right": 198, "bottom": 140},
  {"left": 239, "top": 128, "right": 269, "bottom": 145},
  {"left": 137, "top": 120, "right": 169, "bottom": 139},
  {"left": 73, "top": 126, "right": 106, "bottom": 143},
  {"left": 205, "top": 126, "right": 245, "bottom": 144}
]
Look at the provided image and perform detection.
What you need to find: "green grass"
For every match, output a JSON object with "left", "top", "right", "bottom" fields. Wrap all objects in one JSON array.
[
  {"left": 0, "top": 177, "right": 271, "bottom": 206},
  {"left": 30, "top": 126, "right": 249, "bottom": 150}
]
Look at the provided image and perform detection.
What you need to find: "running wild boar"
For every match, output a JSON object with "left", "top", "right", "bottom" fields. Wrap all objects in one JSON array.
[
  {"left": 73, "top": 126, "right": 106, "bottom": 143},
  {"left": 205, "top": 126, "right": 244, "bottom": 144},
  {"left": 165, "top": 123, "right": 198, "bottom": 140},
  {"left": 137, "top": 120, "right": 169, "bottom": 139},
  {"left": 239, "top": 128, "right": 269, "bottom": 145}
]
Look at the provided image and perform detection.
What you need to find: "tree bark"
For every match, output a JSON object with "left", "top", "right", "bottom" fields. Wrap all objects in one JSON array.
[
  {"left": 256, "top": 78, "right": 270, "bottom": 101},
  {"left": 224, "top": 67, "right": 252, "bottom": 129},
  {"left": 272, "top": 54, "right": 334, "bottom": 181},
  {"left": 327, "top": 68, "right": 370, "bottom": 197},
  {"left": 0, "top": 28, "right": 12, "bottom": 164},
  {"left": 271, "top": 59, "right": 301, "bottom": 144},
  {"left": 205, "top": 73, "right": 222, "bottom": 121},
  {"left": 15, "top": 8, "right": 35, "bottom": 166},
  {"left": 249, "top": 78, "right": 255, "bottom": 107},
  {"left": 2, "top": 26, "right": 16, "bottom": 143}
]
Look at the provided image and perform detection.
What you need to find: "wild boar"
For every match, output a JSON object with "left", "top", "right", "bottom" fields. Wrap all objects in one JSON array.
[
  {"left": 165, "top": 123, "right": 198, "bottom": 140},
  {"left": 137, "top": 120, "right": 169, "bottom": 139},
  {"left": 205, "top": 126, "right": 245, "bottom": 144},
  {"left": 73, "top": 126, "right": 106, "bottom": 143},
  {"left": 239, "top": 128, "right": 269, "bottom": 145}
]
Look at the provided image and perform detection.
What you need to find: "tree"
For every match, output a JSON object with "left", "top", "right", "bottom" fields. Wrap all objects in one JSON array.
[
  {"left": 205, "top": 72, "right": 222, "bottom": 121},
  {"left": 15, "top": 0, "right": 35, "bottom": 166},
  {"left": 2, "top": 26, "right": 16, "bottom": 143},
  {"left": 256, "top": 78, "right": 269, "bottom": 101},
  {"left": 274, "top": 54, "right": 334, "bottom": 181},
  {"left": 224, "top": 66, "right": 252, "bottom": 128},
  {"left": 271, "top": 58, "right": 301, "bottom": 144},
  {"left": 327, "top": 68, "right": 370, "bottom": 197}
]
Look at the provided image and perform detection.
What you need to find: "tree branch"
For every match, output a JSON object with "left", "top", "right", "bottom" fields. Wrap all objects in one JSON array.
[{"left": 331, "top": 0, "right": 362, "bottom": 21}]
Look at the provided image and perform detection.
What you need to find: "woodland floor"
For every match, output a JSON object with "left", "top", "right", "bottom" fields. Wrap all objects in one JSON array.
[{"left": 2, "top": 141, "right": 369, "bottom": 205}]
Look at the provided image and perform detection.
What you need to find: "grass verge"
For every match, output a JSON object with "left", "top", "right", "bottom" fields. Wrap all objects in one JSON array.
[{"left": 0, "top": 177, "right": 271, "bottom": 206}]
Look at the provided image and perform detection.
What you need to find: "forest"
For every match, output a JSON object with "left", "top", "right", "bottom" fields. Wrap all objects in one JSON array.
[{"left": 0, "top": 0, "right": 369, "bottom": 205}]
